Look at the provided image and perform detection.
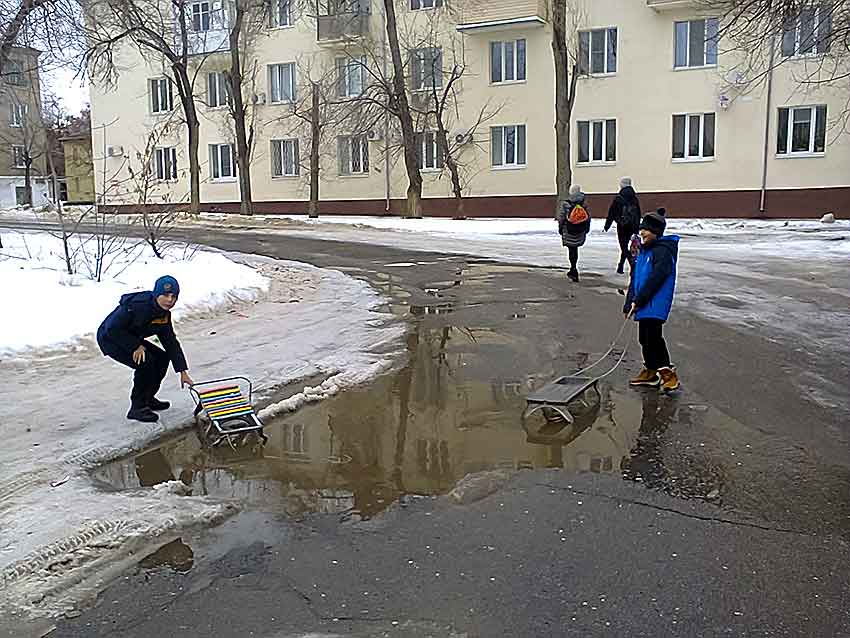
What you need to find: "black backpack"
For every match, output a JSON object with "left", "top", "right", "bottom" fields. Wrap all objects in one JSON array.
[{"left": 621, "top": 199, "right": 641, "bottom": 228}]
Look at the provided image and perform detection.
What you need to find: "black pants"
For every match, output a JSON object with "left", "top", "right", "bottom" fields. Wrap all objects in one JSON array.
[
  {"left": 617, "top": 225, "right": 637, "bottom": 270},
  {"left": 102, "top": 340, "right": 170, "bottom": 409},
  {"left": 638, "top": 319, "right": 671, "bottom": 370},
  {"left": 568, "top": 246, "right": 579, "bottom": 271}
]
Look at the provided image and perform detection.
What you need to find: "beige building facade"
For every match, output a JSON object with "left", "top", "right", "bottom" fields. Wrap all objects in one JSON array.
[{"left": 89, "top": 0, "right": 850, "bottom": 218}]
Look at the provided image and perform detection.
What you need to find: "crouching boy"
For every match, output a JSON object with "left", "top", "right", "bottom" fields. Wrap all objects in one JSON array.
[{"left": 624, "top": 212, "right": 681, "bottom": 392}]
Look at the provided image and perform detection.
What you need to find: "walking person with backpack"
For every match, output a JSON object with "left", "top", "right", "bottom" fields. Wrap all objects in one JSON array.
[
  {"left": 557, "top": 184, "right": 591, "bottom": 282},
  {"left": 605, "top": 177, "right": 641, "bottom": 274}
]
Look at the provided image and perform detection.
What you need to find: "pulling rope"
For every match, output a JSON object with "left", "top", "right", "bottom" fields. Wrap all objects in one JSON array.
[{"left": 571, "top": 316, "right": 632, "bottom": 381}]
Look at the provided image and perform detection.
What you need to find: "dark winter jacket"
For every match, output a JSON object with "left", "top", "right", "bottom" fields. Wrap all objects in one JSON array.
[
  {"left": 605, "top": 186, "right": 641, "bottom": 231},
  {"left": 557, "top": 198, "right": 591, "bottom": 248},
  {"left": 624, "top": 235, "right": 679, "bottom": 322},
  {"left": 97, "top": 291, "right": 188, "bottom": 372}
]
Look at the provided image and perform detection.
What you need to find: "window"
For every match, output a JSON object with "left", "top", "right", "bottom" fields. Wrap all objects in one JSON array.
[
  {"left": 578, "top": 28, "right": 617, "bottom": 75},
  {"left": 270, "top": 0, "right": 292, "bottom": 27},
  {"left": 674, "top": 18, "right": 719, "bottom": 68},
  {"left": 3, "top": 60, "right": 25, "bottom": 86},
  {"left": 149, "top": 78, "right": 174, "bottom": 113},
  {"left": 336, "top": 56, "right": 366, "bottom": 97},
  {"left": 10, "top": 103, "right": 27, "bottom": 127},
  {"left": 271, "top": 139, "right": 300, "bottom": 176},
  {"left": 154, "top": 147, "right": 178, "bottom": 181},
  {"left": 12, "top": 145, "right": 27, "bottom": 168},
  {"left": 209, "top": 143, "right": 236, "bottom": 179},
  {"left": 577, "top": 119, "right": 616, "bottom": 164},
  {"left": 416, "top": 131, "right": 444, "bottom": 170},
  {"left": 491, "top": 125, "right": 526, "bottom": 168},
  {"left": 338, "top": 135, "right": 369, "bottom": 174},
  {"left": 672, "top": 113, "right": 715, "bottom": 160},
  {"left": 777, "top": 105, "right": 827, "bottom": 156},
  {"left": 269, "top": 62, "right": 296, "bottom": 103},
  {"left": 207, "top": 71, "right": 230, "bottom": 108},
  {"left": 191, "top": 1, "right": 211, "bottom": 32},
  {"left": 490, "top": 39, "right": 526, "bottom": 84},
  {"left": 410, "top": 0, "right": 441, "bottom": 9},
  {"left": 782, "top": 4, "right": 832, "bottom": 57},
  {"left": 411, "top": 47, "right": 441, "bottom": 91}
]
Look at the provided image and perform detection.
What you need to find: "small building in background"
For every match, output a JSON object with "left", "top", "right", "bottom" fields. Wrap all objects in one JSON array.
[{"left": 60, "top": 131, "right": 95, "bottom": 204}]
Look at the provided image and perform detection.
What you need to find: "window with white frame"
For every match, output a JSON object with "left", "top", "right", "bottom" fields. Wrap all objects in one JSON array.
[
  {"left": 3, "top": 60, "right": 25, "bottom": 85},
  {"left": 491, "top": 124, "right": 526, "bottom": 168},
  {"left": 149, "top": 78, "right": 174, "bottom": 113},
  {"left": 410, "top": 0, "right": 441, "bottom": 9},
  {"left": 577, "top": 119, "right": 616, "bottom": 164},
  {"left": 191, "top": 1, "right": 211, "bottom": 32},
  {"left": 416, "top": 131, "right": 444, "bottom": 170},
  {"left": 674, "top": 18, "right": 719, "bottom": 68},
  {"left": 269, "top": 62, "right": 296, "bottom": 103},
  {"left": 12, "top": 145, "right": 26, "bottom": 168},
  {"left": 209, "top": 143, "right": 236, "bottom": 179},
  {"left": 338, "top": 135, "right": 369, "bottom": 174},
  {"left": 782, "top": 4, "right": 832, "bottom": 57},
  {"left": 672, "top": 112, "right": 715, "bottom": 160},
  {"left": 490, "top": 39, "right": 526, "bottom": 84},
  {"left": 270, "top": 0, "right": 293, "bottom": 27},
  {"left": 10, "top": 103, "right": 27, "bottom": 127},
  {"left": 154, "top": 147, "right": 178, "bottom": 181},
  {"left": 336, "top": 56, "right": 366, "bottom": 97},
  {"left": 777, "top": 105, "right": 827, "bottom": 156},
  {"left": 410, "top": 47, "right": 441, "bottom": 91},
  {"left": 207, "top": 71, "right": 230, "bottom": 108},
  {"left": 271, "top": 139, "right": 300, "bottom": 176},
  {"left": 578, "top": 28, "right": 617, "bottom": 75}
]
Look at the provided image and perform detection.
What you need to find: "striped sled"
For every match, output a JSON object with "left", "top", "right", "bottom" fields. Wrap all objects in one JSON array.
[{"left": 188, "top": 377, "right": 268, "bottom": 449}]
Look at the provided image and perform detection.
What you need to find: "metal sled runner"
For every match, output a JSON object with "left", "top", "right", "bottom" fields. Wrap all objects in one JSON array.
[
  {"left": 189, "top": 377, "right": 268, "bottom": 448},
  {"left": 523, "top": 318, "right": 631, "bottom": 425}
]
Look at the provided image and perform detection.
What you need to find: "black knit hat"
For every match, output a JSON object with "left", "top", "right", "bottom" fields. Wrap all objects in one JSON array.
[{"left": 640, "top": 212, "right": 666, "bottom": 236}]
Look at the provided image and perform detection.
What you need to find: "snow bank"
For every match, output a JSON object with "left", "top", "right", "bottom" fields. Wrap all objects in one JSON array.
[{"left": 0, "top": 230, "right": 269, "bottom": 356}]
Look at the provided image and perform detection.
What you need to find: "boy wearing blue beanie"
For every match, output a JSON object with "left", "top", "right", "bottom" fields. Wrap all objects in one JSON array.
[{"left": 97, "top": 276, "right": 194, "bottom": 422}]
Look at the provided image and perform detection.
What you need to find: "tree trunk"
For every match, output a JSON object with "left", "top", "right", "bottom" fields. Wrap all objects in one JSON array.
[
  {"left": 382, "top": 0, "right": 422, "bottom": 218},
  {"left": 228, "top": 1, "right": 253, "bottom": 216},
  {"left": 436, "top": 125, "right": 464, "bottom": 218},
  {"left": 24, "top": 161, "right": 33, "bottom": 206},
  {"left": 551, "top": 0, "right": 572, "bottom": 216},
  {"left": 308, "top": 82, "right": 320, "bottom": 218},
  {"left": 172, "top": 63, "right": 201, "bottom": 215}
]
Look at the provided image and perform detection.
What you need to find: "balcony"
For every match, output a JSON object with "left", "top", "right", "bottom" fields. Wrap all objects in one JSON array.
[
  {"left": 456, "top": 0, "right": 546, "bottom": 33},
  {"left": 317, "top": 11, "right": 370, "bottom": 43},
  {"left": 646, "top": 0, "right": 699, "bottom": 11}
]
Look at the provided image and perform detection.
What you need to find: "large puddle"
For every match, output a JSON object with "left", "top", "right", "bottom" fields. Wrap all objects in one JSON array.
[{"left": 93, "top": 261, "right": 850, "bottom": 537}]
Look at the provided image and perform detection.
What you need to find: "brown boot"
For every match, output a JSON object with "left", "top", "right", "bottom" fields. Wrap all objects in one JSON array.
[
  {"left": 629, "top": 367, "right": 660, "bottom": 387},
  {"left": 658, "top": 367, "right": 680, "bottom": 392}
]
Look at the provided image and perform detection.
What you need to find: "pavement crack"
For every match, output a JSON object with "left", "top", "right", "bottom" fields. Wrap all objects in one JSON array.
[{"left": 536, "top": 482, "right": 818, "bottom": 538}]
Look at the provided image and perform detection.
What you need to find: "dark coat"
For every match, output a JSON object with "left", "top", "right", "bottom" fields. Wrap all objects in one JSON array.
[
  {"left": 97, "top": 291, "right": 188, "bottom": 372},
  {"left": 557, "top": 198, "right": 591, "bottom": 248},
  {"left": 605, "top": 186, "right": 641, "bottom": 231},
  {"left": 624, "top": 236, "right": 680, "bottom": 321}
]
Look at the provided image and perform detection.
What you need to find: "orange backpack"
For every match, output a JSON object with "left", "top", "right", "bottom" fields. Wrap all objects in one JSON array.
[{"left": 568, "top": 203, "right": 589, "bottom": 225}]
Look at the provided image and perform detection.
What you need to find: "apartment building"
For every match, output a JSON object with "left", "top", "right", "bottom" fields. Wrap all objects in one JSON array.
[
  {"left": 0, "top": 46, "right": 51, "bottom": 207},
  {"left": 89, "top": 0, "right": 850, "bottom": 218}
]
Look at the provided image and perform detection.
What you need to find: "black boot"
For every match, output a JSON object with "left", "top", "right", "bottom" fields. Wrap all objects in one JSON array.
[
  {"left": 149, "top": 397, "right": 171, "bottom": 411},
  {"left": 568, "top": 269, "right": 579, "bottom": 282},
  {"left": 617, "top": 263, "right": 625, "bottom": 275},
  {"left": 127, "top": 406, "right": 159, "bottom": 422}
]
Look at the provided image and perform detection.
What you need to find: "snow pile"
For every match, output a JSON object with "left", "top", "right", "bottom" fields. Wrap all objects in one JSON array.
[{"left": 0, "top": 230, "right": 269, "bottom": 356}]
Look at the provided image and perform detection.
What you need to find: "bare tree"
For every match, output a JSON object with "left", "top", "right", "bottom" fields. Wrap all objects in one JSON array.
[
  {"left": 549, "top": 0, "right": 584, "bottom": 214},
  {"left": 83, "top": 0, "right": 229, "bottom": 214},
  {"left": 701, "top": 1, "right": 849, "bottom": 128}
]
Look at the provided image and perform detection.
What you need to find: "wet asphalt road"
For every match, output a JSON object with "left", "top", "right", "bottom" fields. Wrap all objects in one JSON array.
[{"left": 30, "top": 229, "right": 850, "bottom": 636}]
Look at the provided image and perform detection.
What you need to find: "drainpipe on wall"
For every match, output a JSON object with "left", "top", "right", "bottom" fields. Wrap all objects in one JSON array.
[{"left": 759, "top": 36, "right": 776, "bottom": 216}]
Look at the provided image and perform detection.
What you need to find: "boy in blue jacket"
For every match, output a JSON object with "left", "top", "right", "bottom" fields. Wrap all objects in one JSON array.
[
  {"left": 623, "top": 212, "right": 681, "bottom": 392},
  {"left": 97, "top": 275, "right": 195, "bottom": 422}
]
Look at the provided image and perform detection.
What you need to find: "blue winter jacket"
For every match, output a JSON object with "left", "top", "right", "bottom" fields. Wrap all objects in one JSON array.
[
  {"left": 96, "top": 291, "right": 188, "bottom": 372},
  {"left": 624, "top": 235, "right": 679, "bottom": 321}
]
